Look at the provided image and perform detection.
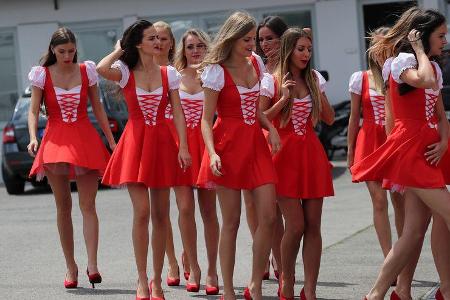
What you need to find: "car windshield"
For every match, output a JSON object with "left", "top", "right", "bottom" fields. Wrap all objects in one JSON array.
[
  {"left": 12, "top": 98, "right": 47, "bottom": 123},
  {"left": 99, "top": 79, "right": 128, "bottom": 114}
]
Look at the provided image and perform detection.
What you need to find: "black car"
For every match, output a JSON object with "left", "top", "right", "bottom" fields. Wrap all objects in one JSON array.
[{"left": 1, "top": 80, "right": 128, "bottom": 195}]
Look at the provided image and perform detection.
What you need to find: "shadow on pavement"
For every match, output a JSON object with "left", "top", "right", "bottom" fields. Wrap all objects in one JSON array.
[
  {"left": 411, "top": 279, "right": 438, "bottom": 288},
  {"left": 67, "top": 287, "right": 135, "bottom": 296}
]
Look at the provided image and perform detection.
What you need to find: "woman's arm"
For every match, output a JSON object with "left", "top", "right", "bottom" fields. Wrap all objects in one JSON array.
[
  {"left": 27, "top": 86, "right": 42, "bottom": 156},
  {"left": 400, "top": 30, "right": 436, "bottom": 89},
  {"left": 96, "top": 40, "right": 124, "bottom": 82},
  {"left": 320, "top": 92, "right": 335, "bottom": 125},
  {"left": 384, "top": 90, "right": 395, "bottom": 135},
  {"left": 169, "top": 89, "right": 191, "bottom": 170},
  {"left": 257, "top": 102, "right": 281, "bottom": 154},
  {"left": 87, "top": 85, "right": 116, "bottom": 150},
  {"left": 263, "top": 73, "right": 294, "bottom": 121},
  {"left": 201, "top": 88, "right": 222, "bottom": 176},
  {"left": 425, "top": 93, "right": 448, "bottom": 165},
  {"left": 347, "top": 93, "right": 361, "bottom": 168}
]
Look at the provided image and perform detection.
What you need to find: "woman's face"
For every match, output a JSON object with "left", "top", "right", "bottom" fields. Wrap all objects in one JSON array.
[
  {"left": 258, "top": 26, "right": 280, "bottom": 58},
  {"left": 184, "top": 34, "right": 207, "bottom": 66},
  {"left": 137, "top": 26, "right": 161, "bottom": 56},
  {"left": 428, "top": 23, "right": 448, "bottom": 56},
  {"left": 232, "top": 27, "right": 256, "bottom": 58},
  {"left": 290, "top": 36, "right": 312, "bottom": 70},
  {"left": 155, "top": 27, "right": 173, "bottom": 57},
  {"left": 52, "top": 42, "right": 76, "bottom": 64}
]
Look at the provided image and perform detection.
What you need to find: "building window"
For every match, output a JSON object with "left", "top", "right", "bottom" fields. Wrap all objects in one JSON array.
[{"left": 0, "top": 31, "right": 18, "bottom": 121}]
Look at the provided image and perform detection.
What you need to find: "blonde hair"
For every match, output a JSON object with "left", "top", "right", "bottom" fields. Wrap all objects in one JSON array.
[
  {"left": 154, "top": 21, "right": 176, "bottom": 63},
  {"left": 201, "top": 11, "right": 256, "bottom": 67},
  {"left": 274, "top": 27, "right": 322, "bottom": 127},
  {"left": 367, "top": 26, "right": 390, "bottom": 94},
  {"left": 173, "top": 29, "right": 211, "bottom": 71}
]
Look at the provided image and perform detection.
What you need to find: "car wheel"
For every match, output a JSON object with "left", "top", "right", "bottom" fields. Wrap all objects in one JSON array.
[{"left": 2, "top": 163, "right": 25, "bottom": 195}]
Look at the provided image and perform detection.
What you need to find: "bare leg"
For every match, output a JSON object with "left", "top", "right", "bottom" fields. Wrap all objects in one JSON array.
[
  {"left": 76, "top": 174, "right": 101, "bottom": 275},
  {"left": 217, "top": 187, "right": 241, "bottom": 300},
  {"left": 366, "top": 181, "right": 391, "bottom": 257},
  {"left": 390, "top": 191, "right": 405, "bottom": 237},
  {"left": 150, "top": 188, "right": 171, "bottom": 299},
  {"left": 198, "top": 188, "right": 219, "bottom": 287},
  {"left": 409, "top": 187, "right": 450, "bottom": 230},
  {"left": 248, "top": 184, "right": 277, "bottom": 300},
  {"left": 432, "top": 214, "right": 450, "bottom": 299},
  {"left": 366, "top": 190, "right": 431, "bottom": 300},
  {"left": 243, "top": 190, "right": 258, "bottom": 238},
  {"left": 47, "top": 172, "right": 77, "bottom": 282},
  {"left": 127, "top": 183, "right": 151, "bottom": 298},
  {"left": 271, "top": 205, "right": 284, "bottom": 278},
  {"left": 174, "top": 186, "right": 201, "bottom": 285},
  {"left": 302, "top": 199, "right": 324, "bottom": 299},
  {"left": 165, "top": 203, "right": 180, "bottom": 281},
  {"left": 278, "top": 197, "right": 304, "bottom": 298}
]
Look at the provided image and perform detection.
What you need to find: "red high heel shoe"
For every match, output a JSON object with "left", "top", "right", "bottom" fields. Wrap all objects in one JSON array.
[
  {"left": 244, "top": 287, "right": 253, "bottom": 300},
  {"left": 86, "top": 268, "right": 102, "bottom": 288},
  {"left": 186, "top": 271, "right": 201, "bottom": 292},
  {"left": 436, "top": 289, "right": 444, "bottom": 300},
  {"left": 64, "top": 269, "right": 78, "bottom": 289},
  {"left": 181, "top": 253, "right": 190, "bottom": 281},
  {"left": 166, "top": 266, "right": 180, "bottom": 286},
  {"left": 205, "top": 275, "right": 219, "bottom": 295},
  {"left": 272, "top": 257, "right": 280, "bottom": 281},
  {"left": 149, "top": 280, "right": 165, "bottom": 300},
  {"left": 300, "top": 288, "right": 306, "bottom": 300},
  {"left": 390, "top": 290, "right": 401, "bottom": 300},
  {"left": 135, "top": 279, "right": 150, "bottom": 300}
]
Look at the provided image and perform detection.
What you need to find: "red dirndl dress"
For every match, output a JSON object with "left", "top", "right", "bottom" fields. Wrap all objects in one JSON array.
[
  {"left": 351, "top": 73, "right": 447, "bottom": 188},
  {"left": 101, "top": 65, "right": 183, "bottom": 188},
  {"left": 165, "top": 90, "right": 206, "bottom": 187},
  {"left": 196, "top": 56, "right": 277, "bottom": 190},
  {"left": 29, "top": 63, "right": 110, "bottom": 180},
  {"left": 352, "top": 71, "right": 387, "bottom": 168},
  {"left": 262, "top": 73, "right": 334, "bottom": 199}
]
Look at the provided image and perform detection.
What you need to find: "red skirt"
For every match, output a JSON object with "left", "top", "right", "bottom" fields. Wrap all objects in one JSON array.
[
  {"left": 354, "top": 121, "right": 387, "bottom": 165},
  {"left": 29, "top": 119, "right": 110, "bottom": 180},
  {"left": 351, "top": 120, "right": 446, "bottom": 188},
  {"left": 197, "top": 118, "right": 277, "bottom": 190},
  {"left": 102, "top": 120, "right": 182, "bottom": 188},
  {"left": 272, "top": 126, "right": 334, "bottom": 199}
]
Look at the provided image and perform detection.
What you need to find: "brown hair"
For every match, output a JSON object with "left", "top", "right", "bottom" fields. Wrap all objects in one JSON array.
[
  {"left": 274, "top": 27, "right": 322, "bottom": 126},
  {"left": 40, "top": 27, "right": 77, "bottom": 67},
  {"left": 173, "top": 29, "right": 210, "bottom": 71},
  {"left": 367, "top": 26, "right": 390, "bottom": 94},
  {"left": 154, "top": 21, "right": 176, "bottom": 63}
]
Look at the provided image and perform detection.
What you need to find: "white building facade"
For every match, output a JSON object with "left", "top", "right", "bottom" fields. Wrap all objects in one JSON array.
[{"left": 0, "top": 0, "right": 447, "bottom": 120}]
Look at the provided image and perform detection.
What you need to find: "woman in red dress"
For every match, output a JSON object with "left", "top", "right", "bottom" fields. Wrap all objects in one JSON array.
[
  {"left": 27, "top": 27, "right": 115, "bottom": 289},
  {"left": 162, "top": 28, "right": 220, "bottom": 294},
  {"left": 259, "top": 28, "right": 335, "bottom": 300},
  {"left": 198, "top": 11, "right": 281, "bottom": 300},
  {"left": 351, "top": 8, "right": 450, "bottom": 300},
  {"left": 243, "top": 16, "right": 288, "bottom": 281},
  {"left": 97, "top": 20, "right": 191, "bottom": 300},
  {"left": 347, "top": 27, "right": 405, "bottom": 265}
]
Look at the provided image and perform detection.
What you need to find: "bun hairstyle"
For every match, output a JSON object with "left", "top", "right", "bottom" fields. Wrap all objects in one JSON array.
[
  {"left": 255, "top": 16, "right": 288, "bottom": 61},
  {"left": 274, "top": 27, "right": 322, "bottom": 127},
  {"left": 368, "top": 7, "right": 446, "bottom": 95},
  {"left": 154, "top": 21, "right": 176, "bottom": 64},
  {"left": 173, "top": 29, "right": 211, "bottom": 71},
  {"left": 119, "top": 20, "right": 153, "bottom": 69},
  {"left": 40, "top": 27, "right": 77, "bottom": 67}
]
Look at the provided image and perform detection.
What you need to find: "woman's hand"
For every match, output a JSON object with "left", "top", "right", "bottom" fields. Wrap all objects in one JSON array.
[
  {"left": 209, "top": 153, "right": 223, "bottom": 176},
  {"left": 408, "top": 29, "right": 424, "bottom": 53},
  {"left": 281, "top": 72, "right": 296, "bottom": 100},
  {"left": 425, "top": 140, "right": 448, "bottom": 165},
  {"left": 27, "top": 138, "right": 39, "bottom": 157},
  {"left": 114, "top": 39, "right": 123, "bottom": 52},
  {"left": 268, "top": 127, "right": 281, "bottom": 154},
  {"left": 347, "top": 149, "right": 355, "bottom": 170},
  {"left": 178, "top": 147, "right": 192, "bottom": 171}
]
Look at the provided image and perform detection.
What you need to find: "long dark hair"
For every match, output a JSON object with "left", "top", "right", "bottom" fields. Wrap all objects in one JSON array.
[
  {"left": 40, "top": 27, "right": 77, "bottom": 67},
  {"left": 368, "top": 7, "right": 446, "bottom": 95},
  {"left": 256, "top": 16, "right": 288, "bottom": 61},
  {"left": 120, "top": 20, "right": 153, "bottom": 69}
]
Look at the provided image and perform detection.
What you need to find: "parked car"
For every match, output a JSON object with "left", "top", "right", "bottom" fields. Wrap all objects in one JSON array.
[
  {"left": 441, "top": 50, "right": 450, "bottom": 121},
  {"left": 1, "top": 79, "right": 128, "bottom": 195}
]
